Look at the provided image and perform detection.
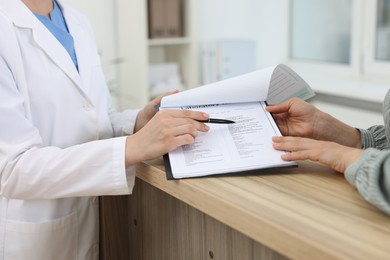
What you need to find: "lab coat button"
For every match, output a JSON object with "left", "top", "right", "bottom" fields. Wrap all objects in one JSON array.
[{"left": 83, "top": 102, "right": 92, "bottom": 111}]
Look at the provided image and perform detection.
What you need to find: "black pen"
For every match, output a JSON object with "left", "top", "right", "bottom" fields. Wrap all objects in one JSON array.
[{"left": 197, "top": 118, "right": 235, "bottom": 124}]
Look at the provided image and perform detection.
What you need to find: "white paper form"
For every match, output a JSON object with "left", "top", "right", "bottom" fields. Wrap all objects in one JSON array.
[
  {"left": 160, "top": 64, "right": 313, "bottom": 179},
  {"left": 164, "top": 102, "right": 295, "bottom": 179}
]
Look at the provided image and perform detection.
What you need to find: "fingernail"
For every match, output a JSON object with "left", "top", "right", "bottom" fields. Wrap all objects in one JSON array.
[{"left": 203, "top": 113, "right": 209, "bottom": 118}]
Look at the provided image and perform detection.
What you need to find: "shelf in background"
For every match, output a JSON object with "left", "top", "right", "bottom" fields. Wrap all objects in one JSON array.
[{"left": 148, "top": 37, "right": 192, "bottom": 46}]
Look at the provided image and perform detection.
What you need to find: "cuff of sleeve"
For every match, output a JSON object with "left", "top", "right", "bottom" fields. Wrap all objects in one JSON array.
[
  {"left": 344, "top": 149, "right": 373, "bottom": 188},
  {"left": 125, "top": 165, "right": 136, "bottom": 194},
  {"left": 358, "top": 128, "right": 375, "bottom": 149},
  {"left": 112, "top": 136, "right": 136, "bottom": 194},
  {"left": 345, "top": 148, "right": 386, "bottom": 192},
  {"left": 344, "top": 148, "right": 390, "bottom": 215},
  {"left": 123, "top": 109, "right": 141, "bottom": 135}
]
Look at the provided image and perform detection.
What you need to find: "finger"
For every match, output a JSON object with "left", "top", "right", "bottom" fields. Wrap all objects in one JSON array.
[
  {"left": 272, "top": 136, "right": 315, "bottom": 152},
  {"left": 158, "top": 90, "right": 179, "bottom": 99},
  {"left": 281, "top": 150, "right": 312, "bottom": 161},
  {"left": 150, "top": 90, "right": 180, "bottom": 106},
  {"left": 265, "top": 100, "right": 291, "bottom": 113},
  {"left": 162, "top": 109, "right": 210, "bottom": 121},
  {"left": 169, "top": 134, "right": 196, "bottom": 149},
  {"left": 161, "top": 116, "right": 210, "bottom": 132},
  {"left": 273, "top": 141, "right": 304, "bottom": 152},
  {"left": 272, "top": 136, "right": 284, "bottom": 142},
  {"left": 170, "top": 124, "right": 200, "bottom": 139},
  {"left": 273, "top": 136, "right": 313, "bottom": 143},
  {"left": 267, "top": 97, "right": 304, "bottom": 114},
  {"left": 153, "top": 111, "right": 209, "bottom": 133},
  {"left": 272, "top": 136, "right": 302, "bottom": 143},
  {"left": 163, "top": 90, "right": 180, "bottom": 96}
]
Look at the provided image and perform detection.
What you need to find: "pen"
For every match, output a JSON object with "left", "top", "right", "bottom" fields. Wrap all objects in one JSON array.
[{"left": 197, "top": 118, "right": 235, "bottom": 124}]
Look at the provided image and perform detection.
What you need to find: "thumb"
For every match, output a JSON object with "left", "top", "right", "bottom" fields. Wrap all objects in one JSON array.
[{"left": 266, "top": 100, "right": 290, "bottom": 114}]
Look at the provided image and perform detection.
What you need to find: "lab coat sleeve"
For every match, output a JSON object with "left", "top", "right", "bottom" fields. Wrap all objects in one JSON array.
[
  {"left": 0, "top": 55, "right": 134, "bottom": 200},
  {"left": 1, "top": 138, "right": 134, "bottom": 200},
  {"left": 108, "top": 107, "right": 140, "bottom": 136}
]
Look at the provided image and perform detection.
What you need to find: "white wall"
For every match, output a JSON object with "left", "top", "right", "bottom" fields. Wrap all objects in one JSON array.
[
  {"left": 197, "top": 0, "right": 289, "bottom": 69},
  {"left": 311, "top": 101, "right": 383, "bottom": 129}
]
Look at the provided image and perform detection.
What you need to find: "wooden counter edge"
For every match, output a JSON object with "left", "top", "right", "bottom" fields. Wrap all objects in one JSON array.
[{"left": 135, "top": 160, "right": 348, "bottom": 259}]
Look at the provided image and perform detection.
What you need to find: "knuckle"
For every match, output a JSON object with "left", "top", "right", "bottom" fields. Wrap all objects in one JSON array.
[
  {"left": 156, "top": 110, "right": 165, "bottom": 117},
  {"left": 184, "top": 134, "right": 195, "bottom": 144},
  {"left": 182, "top": 110, "right": 191, "bottom": 117},
  {"left": 160, "top": 117, "right": 172, "bottom": 127},
  {"left": 160, "top": 128, "right": 171, "bottom": 139},
  {"left": 185, "top": 123, "right": 196, "bottom": 133}
]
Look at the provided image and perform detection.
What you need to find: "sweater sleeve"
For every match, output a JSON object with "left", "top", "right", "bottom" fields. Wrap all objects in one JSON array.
[
  {"left": 358, "top": 125, "right": 388, "bottom": 150},
  {"left": 345, "top": 148, "right": 390, "bottom": 215}
]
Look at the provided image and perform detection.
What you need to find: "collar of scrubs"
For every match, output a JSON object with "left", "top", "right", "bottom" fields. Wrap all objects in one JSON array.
[{"left": 34, "top": 0, "right": 79, "bottom": 70}]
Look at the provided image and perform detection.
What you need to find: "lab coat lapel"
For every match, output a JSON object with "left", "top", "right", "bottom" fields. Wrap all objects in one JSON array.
[
  {"left": 32, "top": 24, "right": 84, "bottom": 90},
  {"left": 60, "top": 3, "right": 92, "bottom": 93},
  {"left": 2, "top": 0, "right": 84, "bottom": 91}
]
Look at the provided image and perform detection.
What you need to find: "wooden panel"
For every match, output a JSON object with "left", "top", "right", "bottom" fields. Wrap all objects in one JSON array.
[
  {"left": 99, "top": 195, "right": 130, "bottom": 260},
  {"left": 128, "top": 179, "right": 143, "bottom": 260},
  {"left": 137, "top": 179, "right": 205, "bottom": 259},
  {"left": 231, "top": 229, "right": 253, "bottom": 260},
  {"left": 253, "top": 243, "right": 288, "bottom": 260},
  {"left": 100, "top": 177, "right": 287, "bottom": 260},
  {"left": 186, "top": 206, "right": 206, "bottom": 259},
  {"left": 204, "top": 208, "right": 286, "bottom": 260},
  {"left": 205, "top": 216, "right": 232, "bottom": 260}
]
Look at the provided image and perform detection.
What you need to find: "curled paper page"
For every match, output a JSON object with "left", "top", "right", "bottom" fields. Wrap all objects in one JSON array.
[{"left": 161, "top": 64, "right": 314, "bottom": 108}]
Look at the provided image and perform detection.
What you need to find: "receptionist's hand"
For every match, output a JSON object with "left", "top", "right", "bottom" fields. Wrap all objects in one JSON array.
[
  {"left": 134, "top": 90, "right": 179, "bottom": 133},
  {"left": 125, "top": 109, "right": 210, "bottom": 167}
]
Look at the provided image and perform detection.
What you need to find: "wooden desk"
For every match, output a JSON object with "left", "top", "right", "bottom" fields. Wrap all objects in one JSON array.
[{"left": 100, "top": 159, "right": 390, "bottom": 260}]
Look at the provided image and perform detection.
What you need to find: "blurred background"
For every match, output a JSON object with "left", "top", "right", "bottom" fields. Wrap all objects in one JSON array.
[{"left": 64, "top": 0, "right": 390, "bottom": 128}]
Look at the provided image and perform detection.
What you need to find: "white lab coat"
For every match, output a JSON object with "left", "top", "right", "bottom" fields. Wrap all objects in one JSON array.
[{"left": 0, "top": 1, "right": 138, "bottom": 259}]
